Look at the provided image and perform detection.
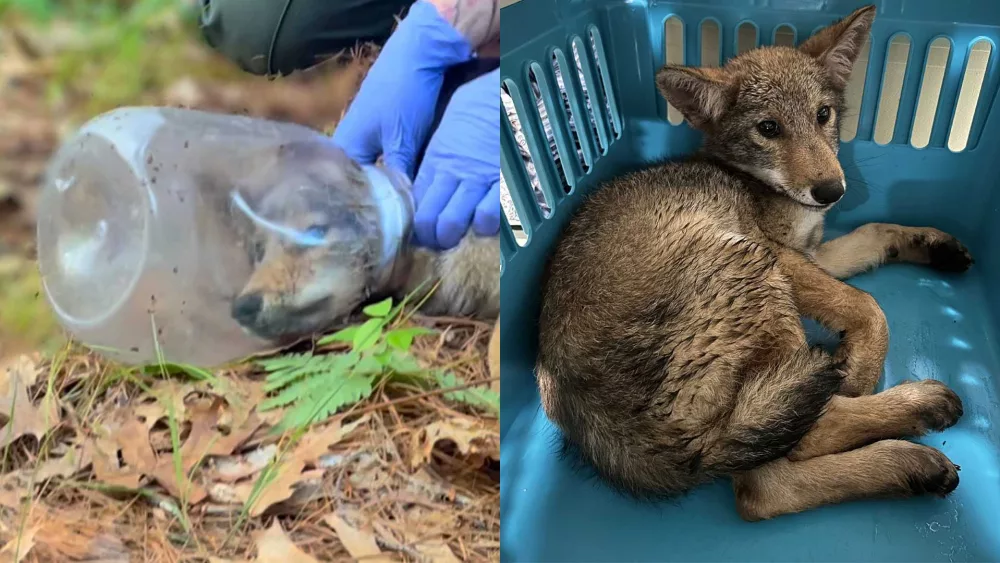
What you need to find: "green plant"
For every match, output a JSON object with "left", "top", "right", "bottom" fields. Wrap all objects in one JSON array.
[
  {"left": 258, "top": 296, "right": 499, "bottom": 432},
  {"left": 0, "top": 256, "right": 63, "bottom": 355},
  {"left": 0, "top": 0, "right": 239, "bottom": 118}
]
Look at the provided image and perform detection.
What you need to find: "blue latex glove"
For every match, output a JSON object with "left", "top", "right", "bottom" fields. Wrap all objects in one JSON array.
[
  {"left": 413, "top": 68, "right": 500, "bottom": 250},
  {"left": 333, "top": 0, "right": 473, "bottom": 177}
]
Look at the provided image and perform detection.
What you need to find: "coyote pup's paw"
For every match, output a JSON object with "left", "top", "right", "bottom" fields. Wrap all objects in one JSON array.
[
  {"left": 898, "top": 443, "right": 960, "bottom": 497},
  {"left": 921, "top": 231, "right": 974, "bottom": 273},
  {"left": 889, "top": 379, "right": 964, "bottom": 433}
]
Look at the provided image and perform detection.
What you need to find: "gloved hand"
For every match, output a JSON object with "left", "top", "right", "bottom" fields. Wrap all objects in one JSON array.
[
  {"left": 333, "top": 0, "right": 473, "bottom": 177},
  {"left": 413, "top": 68, "right": 500, "bottom": 250}
]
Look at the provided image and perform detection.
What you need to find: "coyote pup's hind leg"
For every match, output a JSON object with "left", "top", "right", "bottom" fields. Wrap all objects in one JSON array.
[
  {"left": 732, "top": 440, "right": 960, "bottom": 521},
  {"left": 403, "top": 234, "right": 499, "bottom": 319},
  {"left": 788, "top": 379, "right": 963, "bottom": 461}
]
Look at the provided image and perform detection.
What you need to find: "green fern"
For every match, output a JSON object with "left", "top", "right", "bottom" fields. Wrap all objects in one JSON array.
[
  {"left": 434, "top": 370, "right": 499, "bottom": 412},
  {"left": 258, "top": 295, "right": 499, "bottom": 431},
  {"left": 259, "top": 351, "right": 359, "bottom": 392},
  {"left": 274, "top": 370, "right": 375, "bottom": 431}
]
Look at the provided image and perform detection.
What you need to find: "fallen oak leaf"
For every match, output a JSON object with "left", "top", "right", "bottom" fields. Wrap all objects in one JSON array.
[
  {"left": 398, "top": 506, "right": 464, "bottom": 562},
  {"left": 412, "top": 538, "right": 461, "bottom": 563},
  {"left": 32, "top": 438, "right": 93, "bottom": 482},
  {"left": 83, "top": 433, "right": 142, "bottom": 490},
  {"left": 215, "top": 377, "right": 266, "bottom": 431},
  {"left": 237, "top": 415, "right": 369, "bottom": 517},
  {"left": 113, "top": 401, "right": 164, "bottom": 475},
  {"left": 87, "top": 390, "right": 262, "bottom": 503},
  {"left": 81, "top": 403, "right": 159, "bottom": 490},
  {"left": 25, "top": 508, "right": 129, "bottom": 563},
  {"left": 322, "top": 512, "right": 393, "bottom": 563},
  {"left": 410, "top": 417, "right": 499, "bottom": 469},
  {"left": 0, "top": 490, "right": 19, "bottom": 509},
  {"left": 252, "top": 521, "right": 318, "bottom": 563},
  {"left": 0, "top": 525, "right": 38, "bottom": 563},
  {"left": 148, "top": 397, "right": 262, "bottom": 504},
  {"left": 221, "top": 453, "right": 358, "bottom": 512},
  {"left": 0, "top": 355, "right": 59, "bottom": 448}
]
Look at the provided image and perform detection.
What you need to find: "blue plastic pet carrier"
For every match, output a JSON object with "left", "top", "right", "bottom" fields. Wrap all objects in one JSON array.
[{"left": 499, "top": 0, "right": 1000, "bottom": 560}]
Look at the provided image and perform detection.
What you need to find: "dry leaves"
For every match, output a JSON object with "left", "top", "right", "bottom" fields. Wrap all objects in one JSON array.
[
  {"left": 208, "top": 521, "right": 325, "bottom": 563},
  {"left": 0, "top": 526, "right": 37, "bottom": 563},
  {"left": 31, "top": 439, "right": 91, "bottom": 481},
  {"left": 235, "top": 415, "right": 368, "bottom": 517},
  {"left": 250, "top": 522, "right": 319, "bottom": 563},
  {"left": 323, "top": 513, "right": 392, "bottom": 563},
  {"left": 82, "top": 382, "right": 262, "bottom": 503},
  {"left": 0, "top": 355, "right": 58, "bottom": 448},
  {"left": 325, "top": 509, "right": 462, "bottom": 563},
  {"left": 411, "top": 417, "right": 500, "bottom": 469},
  {"left": 410, "top": 539, "right": 461, "bottom": 563},
  {"left": 0, "top": 504, "right": 128, "bottom": 563},
  {"left": 149, "top": 398, "right": 262, "bottom": 503},
  {"left": 0, "top": 339, "right": 499, "bottom": 560}
]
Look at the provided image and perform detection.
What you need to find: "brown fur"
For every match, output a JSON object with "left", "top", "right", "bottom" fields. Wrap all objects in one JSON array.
[
  {"left": 536, "top": 5, "right": 972, "bottom": 520},
  {"left": 217, "top": 140, "right": 497, "bottom": 341}
]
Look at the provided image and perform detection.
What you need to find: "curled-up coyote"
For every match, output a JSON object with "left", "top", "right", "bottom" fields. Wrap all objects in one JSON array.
[{"left": 536, "top": 5, "right": 973, "bottom": 521}]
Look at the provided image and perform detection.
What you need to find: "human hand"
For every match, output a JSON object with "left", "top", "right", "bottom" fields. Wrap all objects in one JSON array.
[
  {"left": 413, "top": 68, "right": 500, "bottom": 250},
  {"left": 332, "top": 0, "right": 473, "bottom": 177}
]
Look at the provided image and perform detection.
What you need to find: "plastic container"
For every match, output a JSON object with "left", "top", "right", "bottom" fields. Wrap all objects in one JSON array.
[
  {"left": 500, "top": 0, "right": 1000, "bottom": 561},
  {"left": 37, "top": 106, "right": 413, "bottom": 368}
]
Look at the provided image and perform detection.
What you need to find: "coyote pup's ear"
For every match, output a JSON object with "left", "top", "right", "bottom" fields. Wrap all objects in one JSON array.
[
  {"left": 656, "top": 65, "right": 733, "bottom": 130},
  {"left": 799, "top": 5, "right": 876, "bottom": 89}
]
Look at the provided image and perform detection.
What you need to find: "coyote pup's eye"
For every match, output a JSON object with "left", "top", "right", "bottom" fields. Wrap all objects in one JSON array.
[
  {"left": 757, "top": 120, "right": 780, "bottom": 138},
  {"left": 817, "top": 105, "right": 832, "bottom": 125},
  {"left": 303, "top": 224, "right": 330, "bottom": 242}
]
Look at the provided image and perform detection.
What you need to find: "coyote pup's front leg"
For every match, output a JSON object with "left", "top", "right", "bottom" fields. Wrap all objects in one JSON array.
[
  {"left": 814, "top": 223, "right": 974, "bottom": 279},
  {"left": 777, "top": 247, "right": 888, "bottom": 397}
]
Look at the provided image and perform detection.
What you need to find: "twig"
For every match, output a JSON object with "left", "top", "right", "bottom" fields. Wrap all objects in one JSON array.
[{"left": 414, "top": 315, "right": 493, "bottom": 330}]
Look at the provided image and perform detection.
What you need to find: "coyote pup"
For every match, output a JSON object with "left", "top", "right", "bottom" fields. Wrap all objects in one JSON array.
[
  {"left": 537, "top": 5, "right": 972, "bottom": 521},
  {"left": 223, "top": 141, "right": 498, "bottom": 341}
]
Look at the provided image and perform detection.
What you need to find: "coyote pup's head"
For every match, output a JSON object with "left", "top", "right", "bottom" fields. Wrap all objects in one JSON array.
[
  {"left": 229, "top": 141, "right": 383, "bottom": 341},
  {"left": 657, "top": 5, "right": 876, "bottom": 208}
]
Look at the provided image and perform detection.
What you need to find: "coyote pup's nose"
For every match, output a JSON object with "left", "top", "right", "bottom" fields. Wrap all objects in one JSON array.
[
  {"left": 810, "top": 179, "right": 846, "bottom": 205},
  {"left": 232, "top": 293, "right": 263, "bottom": 324}
]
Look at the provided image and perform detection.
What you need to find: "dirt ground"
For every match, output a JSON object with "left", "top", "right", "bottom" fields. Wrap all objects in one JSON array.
[{"left": 0, "top": 5, "right": 499, "bottom": 561}]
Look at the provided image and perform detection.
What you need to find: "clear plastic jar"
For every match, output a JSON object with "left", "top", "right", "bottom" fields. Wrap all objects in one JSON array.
[{"left": 37, "top": 106, "right": 414, "bottom": 367}]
